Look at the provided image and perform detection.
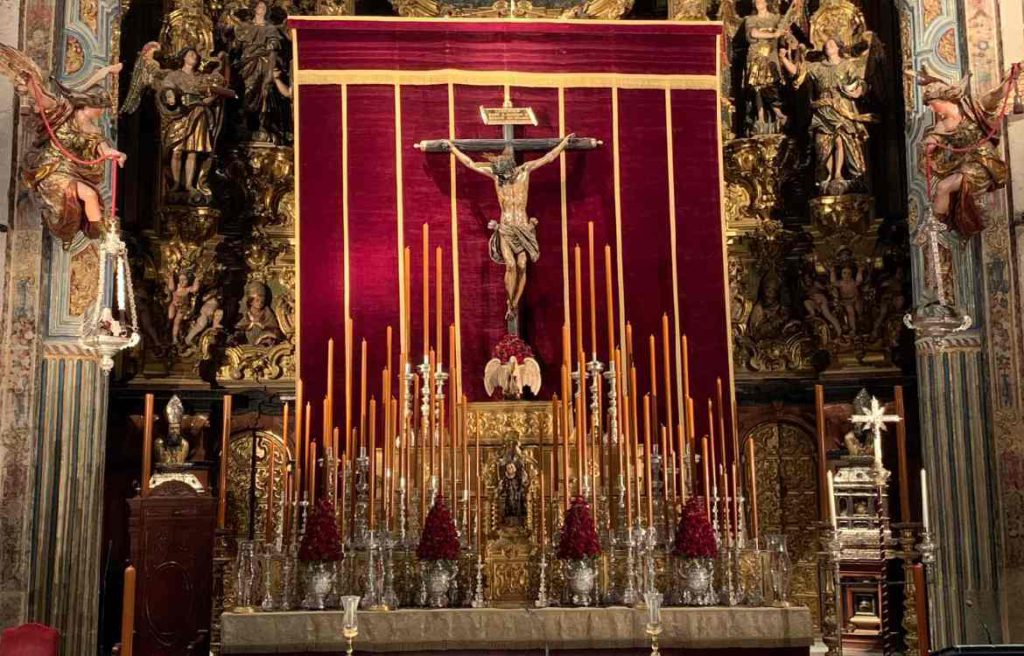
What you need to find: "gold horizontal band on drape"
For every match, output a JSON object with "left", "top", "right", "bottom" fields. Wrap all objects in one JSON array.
[
  {"left": 290, "top": 15, "right": 722, "bottom": 26},
  {"left": 295, "top": 69, "right": 717, "bottom": 90}
]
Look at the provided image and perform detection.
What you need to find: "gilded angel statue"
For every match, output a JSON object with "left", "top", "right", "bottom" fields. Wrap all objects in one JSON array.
[
  {"left": 906, "top": 64, "right": 1022, "bottom": 236},
  {"left": 0, "top": 43, "right": 126, "bottom": 248},
  {"left": 121, "top": 42, "right": 235, "bottom": 203},
  {"left": 779, "top": 36, "right": 881, "bottom": 195},
  {"left": 484, "top": 355, "right": 541, "bottom": 400}
]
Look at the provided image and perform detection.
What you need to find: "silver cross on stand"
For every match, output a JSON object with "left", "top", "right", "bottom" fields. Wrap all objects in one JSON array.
[{"left": 850, "top": 396, "right": 900, "bottom": 475}]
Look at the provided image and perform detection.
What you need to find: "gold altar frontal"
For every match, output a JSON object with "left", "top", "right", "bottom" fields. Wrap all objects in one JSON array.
[
  {"left": 466, "top": 400, "right": 558, "bottom": 605},
  {"left": 220, "top": 606, "right": 814, "bottom": 653}
]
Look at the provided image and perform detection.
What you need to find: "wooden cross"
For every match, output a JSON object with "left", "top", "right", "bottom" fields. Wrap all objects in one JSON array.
[{"left": 414, "top": 99, "right": 601, "bottom": 155}]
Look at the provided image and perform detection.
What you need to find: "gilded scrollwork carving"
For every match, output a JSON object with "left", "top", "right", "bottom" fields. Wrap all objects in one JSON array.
[{"left": 390, "top": 0, "right": 631, "bottom": 20}]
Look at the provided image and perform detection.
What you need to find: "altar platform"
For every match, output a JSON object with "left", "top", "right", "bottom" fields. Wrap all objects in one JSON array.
[{"left": 220, "top": 606, "right": 814, "bottom": 654}]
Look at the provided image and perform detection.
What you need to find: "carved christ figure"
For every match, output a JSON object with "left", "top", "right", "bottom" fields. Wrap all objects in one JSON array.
[{"left": 445, "top": 134, "right": 574, "bottom": 322}]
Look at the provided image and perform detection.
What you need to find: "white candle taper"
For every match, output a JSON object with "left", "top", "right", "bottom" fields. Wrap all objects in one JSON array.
[
  {"left": 826, "top": 470, "right": 837, "bottom": 529},
  {"left": 920, "top": 468, "right": 930, "bottom": 531}
]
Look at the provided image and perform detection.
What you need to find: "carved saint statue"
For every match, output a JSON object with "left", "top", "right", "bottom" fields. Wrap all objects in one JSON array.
[
  {"left": 445, "top": 135, "right": 574, "bottom": 323},
  {"left": 234, "top": 281, "right": 283, "bottom": 346},
  {"left": 906, "top": 65, "right": 1021, "bottom": 236},
  {"left": 496, "top": 441, "right": 530, "bottom": 527},
  {"left": 779, "top": 38, "right": 877, "bottom": 195},
  {"left": 740, "top": 0, "right": 802, "bottom": 135},
  {"left": 229, "top": 1, "right": 291, "bottom": 143},
  {"left": 0, "top": 44, "right": 127, "bottom": 248},
  {"left": 122, "top": 42, "right": 236, "bottom": 203},
  {"left": 166, "top": 269, "right": 201, "bottom": 344}
]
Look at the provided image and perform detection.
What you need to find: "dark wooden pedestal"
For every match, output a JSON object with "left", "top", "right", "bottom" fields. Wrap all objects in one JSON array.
[{"left": 128, "top": 480, "right": 216, "bottom": 655}]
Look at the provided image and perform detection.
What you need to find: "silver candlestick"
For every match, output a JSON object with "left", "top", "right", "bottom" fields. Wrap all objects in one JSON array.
[
  {"left": 471, "top": 553, "right": 486, "bottom": 608},
  {"left": 535, "top": 551, "right": 549, "bottom": 608}
]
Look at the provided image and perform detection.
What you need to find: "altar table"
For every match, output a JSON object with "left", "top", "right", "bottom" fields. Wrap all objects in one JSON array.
[{"left": 220, "top": 606, "right": 814, "bottom": 654}]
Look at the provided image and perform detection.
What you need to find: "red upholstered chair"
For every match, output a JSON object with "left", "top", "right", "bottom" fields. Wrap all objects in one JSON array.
[{"left": 0, "top": 623, "right": 60, "bottom": 656}]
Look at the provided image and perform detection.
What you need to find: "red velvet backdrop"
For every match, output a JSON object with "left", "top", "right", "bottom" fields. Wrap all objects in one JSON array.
[{"left": 292, "top": 18, "right": 733, "bottom": 452}]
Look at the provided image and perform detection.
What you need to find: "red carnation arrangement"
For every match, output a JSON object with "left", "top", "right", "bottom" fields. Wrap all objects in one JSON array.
[
  {"left": 417, "top": 495, "right": 461, "bottom": 561},
  {"left": 299, "top": 499, "right": 344, "bottom": 562},
  {"left": 672, "top": 496, "right": 718, "bottom": 559},
  {"left": 557, "top": 496, "right": 601, "bottom": 560},
  {"left": 493, "top": 334, "right": 534, "bottom": 363}
]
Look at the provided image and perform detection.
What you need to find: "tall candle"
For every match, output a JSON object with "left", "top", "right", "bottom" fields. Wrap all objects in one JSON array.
[
  {"left": 577, "top": 349, "right": 587, "bottom": 495},
  {"left": 587, "top": 222, "right": 597, "bottom": 359},
  {"left": 716, "top": 378, "right": 727, "bottom": 469},
  {"left": 604, "top": 245, "right": 615, "bottom": 359},
  {"left": 681, "top": 334, "right": 690, "bottom": 430},
  {"left": 648, "top": 335, "right": 658, "bottom": 430},
  {"left": 404, "top": 247, "right": 412, "bottom": 355},
  {"left": 369, "top": 397, "right": 377, "bottom": 529},
  {"left": 345, "top": 317, "right": 353, "bottom": 462},
  {"left": 661, "top": 314, "right": 673, "bottom": 454},
  {"left": 561, "top": 364, "right": 571, "bottom": 505},
  {"left": 308, "top": 441, "right": 317, "bottom": 503},
  {"left": 120, "top": 565, "right": 136, "bottom": 656},
  {"left": 814, "top": 385, "right": 828, "bottom": 522},
  {"left": 282, "top": 402, "right": 291, "bottom": 542},
  {"left": 217, "top": 394, "right": 233, "bottom": 528},
  {"left": 920, "top": 468, "right": 930, "bottom": 531},
  {"left": 295, "top": 380, "right": 303, "bottom": 485},
  {"left": 141, "top": 393, "right": 154, "bottom": 497},
  {"left": 701, "top": 436, "right": 710, "bottom": 517},
  {"left": 359, "top": 339, "right": 368, "bottom": 455},
  {"left": 826, "top": 470, "right": 837, "bottom": 529},
  {"left": 422, "top": 223, "right": 430, "bottom": 357},
  {"left": 748, "top": 438, "right": 759, "bottom": 540},
  {"left": 574, "top": 246, "right": 584, "bottom": 362},
  {"left": 539, "top": 454, "right": 546, "bottom": 547},
  {"left": 265, "top": 444, "right": 276, "bottom": 541},
  {"left": 721, "top": 467, "right": 731, "bottom": 546},
  {"left": 731, "top": 462, "right": 739, "bottom": 539},
  {"left": 659, "top": 425, "right": 669, "bottom": 496},
  {"left": 895, "top": 386, "right": 910, "bottom": 522},
  {"left": 475, "top": 418, "right": 482, "bottom": 552},
  {"left": 707, "top": 399, "right": 717, "bottom": 494},
  {"left": 327, "top": 338, "right": 335, "bottom": 432},
  {"left": 644, "top": 395, "right": 653, "bottom": 526},
  {"left": 436, "top": 246, "right": 443, "bottom": 368}
]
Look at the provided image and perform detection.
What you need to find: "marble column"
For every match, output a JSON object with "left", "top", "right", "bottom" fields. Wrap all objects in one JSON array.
[{"left": 899, "top": 0, "right": 1015, "bottom": 645}]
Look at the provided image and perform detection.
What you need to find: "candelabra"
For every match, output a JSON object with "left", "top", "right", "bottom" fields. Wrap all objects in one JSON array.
[
  {"left": 818, "top": 523, "right": 843, "bottom": 656},
  {"left": 362, "top": 531, "right": 380, "bottom": 609},
  {"left": 535, "top": 550, "right": 550, "bottom": 608},
  {"left": 381, "top": 531, "right": 399, "bottom": 610},
  {"left": 280, "top": 542, "right": 298, "bottom": 610},
  {"left": 260, "top": 543, "right": 282, "bottom": 611},
  {"left": 234, "top": 539, "right": 259, "bottom": 612},
  {"left": 622, "top": 521, "right": 639, "bottom": 606},
  {"left": 353, "top": 453, "right": 370, "bottom": 548},
  {"left": 894, "top": 523, "right": 920, "bottom": 656}
]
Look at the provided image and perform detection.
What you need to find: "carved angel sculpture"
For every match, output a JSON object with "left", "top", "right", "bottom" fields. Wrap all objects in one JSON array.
[
  {"left": 779, "top": 37, "right": 879, "bottom": 195},
  {"left": 122, "top": 42, "right": 235, "bottom": 203},
  {"left": 228, "top": 1, "right": 291, "bottom": 143},
  {"left": 906, "top": 65, "right": 1021, "bottom": 236},
  {"left": 484, "top": 355, "right": 541, "bottom": 400},
  {"left": 0, "top": 43, "right": 126, "bottom": 248}
]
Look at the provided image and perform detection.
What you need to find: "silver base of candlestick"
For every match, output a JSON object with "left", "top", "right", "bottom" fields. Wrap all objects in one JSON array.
[
  {"left": 471, "top": 554, "right": 486, "bottom": 608},
  {"left": 535, "top": 552, "right": 550, "bottom": 608},
  {"left": 622, "top": 526, "right": 639, "bottom": 607}
]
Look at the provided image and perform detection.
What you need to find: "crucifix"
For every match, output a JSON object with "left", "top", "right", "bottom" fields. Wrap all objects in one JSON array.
[
  {"left": 851, "top": 396, "right": 900, "bottom": 472},
  {"left": 415, "top": 98, "right": 601, "bottom": 336}
]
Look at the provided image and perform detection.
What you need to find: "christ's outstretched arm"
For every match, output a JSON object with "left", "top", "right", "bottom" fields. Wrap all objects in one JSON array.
[
  {"left": 446, "top": 141, "right": 496, "bottom": 179},
  {"left": 523, "top": 133, "right": 574, "bottom": 172}
]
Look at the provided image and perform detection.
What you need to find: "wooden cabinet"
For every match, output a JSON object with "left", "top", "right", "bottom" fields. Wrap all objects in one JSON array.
[{"left": 128, "top": 480, "right": 216, "bottom": 655}]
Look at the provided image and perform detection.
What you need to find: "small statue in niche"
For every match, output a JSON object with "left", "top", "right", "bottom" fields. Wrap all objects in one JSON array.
[
  {"left": 739, "top": 0, "right": 803, "bottom": 136},
  {"left": 228, "top": 0, "right": 291, "bottom": 143},
  {"left": 166, "top": 269, "right": 201, "bottom": 344},
  {"left": 779, "top": 38, "right": 877, "bottom": 195},
  {"left": 496, "top": 439, "right": 530, "bottom": 528},
  {"left": 184, "top": 292, "right": 223, "bottom": 344},
  {"left": 156, "top": 395, "right": 191, "bottom": 465},
  {"left": 906, "top": 65, "right": 1022, "bottom": 237},
  {"left": 233, "top": 280, "right": 283, "bottom": 346},
  {"left": 829, "top": 258, "right": 867, "bottom": 334},
  {"left": 122, "top": 42, "right": 236, "bottom": 203},
  {"left": 802, "top": 268, "right": 842, "bottom": 334},
  {"left": 746, "top": 271, "right": 790, "bottom": 340},
  {"left": 0, "top": 44, "right": 127, "bottom": 248}
]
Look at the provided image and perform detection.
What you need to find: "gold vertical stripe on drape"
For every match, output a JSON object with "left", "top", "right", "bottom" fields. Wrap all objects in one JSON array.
[
  {"left": 342, "top": 85, "right": 351, "bottom": 328},
  {"left": 665, "top": 89, "right": 685, "bottom": 430},
  {"left": 395, "top": 84, "right": 407, "bottom": 354},
  {"left": 448, "top": 82, "right": 462, "bottom": 397},
  {"left": 559, "top": 87, "right": 570, "bottom": 334},
  {"left": 291, "top": 28, "right": 302, "bottom": 377},
  {"left": 612, "top": 87, "right": 626, "bottom": 354},
  {"left": 713, "top": 34, "right": 737, "bottom": 437}
]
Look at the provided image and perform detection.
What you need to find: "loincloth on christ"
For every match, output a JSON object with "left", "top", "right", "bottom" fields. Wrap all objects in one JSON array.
[{"left": 489, "top": 220, "right": 540, "bottom": 265}]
